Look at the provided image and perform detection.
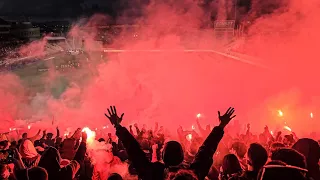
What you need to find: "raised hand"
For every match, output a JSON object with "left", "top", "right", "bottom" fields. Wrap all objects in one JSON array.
[
  {"left": 105, "top": 106, "right": 124, "bottom": 127},
  {"left": 72, "top": 128, "right": 82, "bottom": 139},
  {"left": 218, "top": 107, "right": 236, "bottom": 129},
  {"left": 81, "top": 132, "right": 87, "bottom": 143}
]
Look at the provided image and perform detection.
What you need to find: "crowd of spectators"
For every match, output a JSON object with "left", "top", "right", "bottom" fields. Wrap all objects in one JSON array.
[{"left": 0, "top": 106, "right": 318, "bottom": 180}]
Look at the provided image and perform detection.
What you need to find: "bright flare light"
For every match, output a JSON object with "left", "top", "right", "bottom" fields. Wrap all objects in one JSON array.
[
  {"left": 82, "top": 127, "right": 96, "bottom": 144},
  {"left": 284, "top": 126, "right": 292, "bottom": 132},
  {"left": 187, "top": 134, "right": 192, "bottom": 141},
  {"left": 197, "top": 113, "right": 201, "bottom": 118},
  {"left": 64, "top": 132, "right": 69, "bottom": 137},
  {"left": 270, "top": 131, "right": 274, "bottom": 135},
  {"left": 27, "top": 125, "right": 31, "bottom": 130},
  {"left": 278, "top": 110, "right": 283, "bottom": 117},
  {"left": 310, "top": 113, "right": 313, "bottom": 118},
  {"left": 192, "top": 125, "right": 195, "bottom": 130}
]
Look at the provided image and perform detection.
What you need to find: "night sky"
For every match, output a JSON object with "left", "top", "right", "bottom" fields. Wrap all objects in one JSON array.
[
  {"left": 0, "top": 0, "right": 149, "bottom": 18},
  {"left": 0, "top": 0, "right": 254, "bottom": 18}
]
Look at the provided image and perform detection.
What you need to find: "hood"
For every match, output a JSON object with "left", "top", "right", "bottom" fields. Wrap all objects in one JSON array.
[
  {"left": 292, "top": 138, "right": 320, "bottom": 166},
  {"left": 292, "top": 138, "right": 320, "bottom": 180},
  {"left": 258, "top": 164, "right": 308, "bottom": 180},
  {"left": 38, "top": 147, "right": 61, "bottom": 176},
  {"left": 19, "top": 139, "right": 38, "bottom": 159}
]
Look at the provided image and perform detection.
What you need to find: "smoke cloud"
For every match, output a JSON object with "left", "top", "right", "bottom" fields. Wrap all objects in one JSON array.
[{"left": 0, "top": 0, "right": 319, "bottom": 138}]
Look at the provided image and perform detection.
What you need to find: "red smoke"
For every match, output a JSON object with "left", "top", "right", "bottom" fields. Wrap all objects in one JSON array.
[{"left": 0, "top": 0, "right": 319, "bottom": 139}]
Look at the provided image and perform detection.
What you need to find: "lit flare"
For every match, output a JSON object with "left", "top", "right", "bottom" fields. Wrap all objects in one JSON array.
[
  {"left": 284, "top": 126, "right": 292, "bottom": 132},
  {"left": 187, "top": 134, "right": 192, "bottom": 141},
  {"left": 82, "top": 127, "right": 96, "bottom": 144}
]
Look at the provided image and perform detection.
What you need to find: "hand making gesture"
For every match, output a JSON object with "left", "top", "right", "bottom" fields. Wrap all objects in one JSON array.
[
  {"left": 105, "top": 106, "right": 124, "bottom": 128},
  {"left": 218, "top": 107, "right": 236, "bottom": 129}
]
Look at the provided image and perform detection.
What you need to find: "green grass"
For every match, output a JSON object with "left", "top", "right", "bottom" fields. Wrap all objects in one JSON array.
[{"left": 12, "top": 52, "right": 102, "bottom": 94}]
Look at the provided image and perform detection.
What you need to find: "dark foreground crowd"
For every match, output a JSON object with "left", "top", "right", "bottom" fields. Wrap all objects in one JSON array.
[{"left": 0, "top": 106, "right": 319, "bottom": 180}]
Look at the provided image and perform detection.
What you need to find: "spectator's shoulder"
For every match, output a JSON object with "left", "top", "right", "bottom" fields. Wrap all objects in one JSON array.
[
  {"left": 59, "top": 160, "right": 81, "bottom": 178},
  {"left": 66, "top": 160, "right": 80, "bottom": 172}
]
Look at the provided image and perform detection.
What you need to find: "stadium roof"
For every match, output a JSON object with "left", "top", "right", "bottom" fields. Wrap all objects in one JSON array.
[{"left": 0, "top": 18, "right": 9, "bottom": 25}]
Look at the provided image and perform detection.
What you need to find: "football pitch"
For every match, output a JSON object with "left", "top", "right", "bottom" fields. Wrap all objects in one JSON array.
[{"left": 11, "top": 52, "right": 104, "bottom": 96}]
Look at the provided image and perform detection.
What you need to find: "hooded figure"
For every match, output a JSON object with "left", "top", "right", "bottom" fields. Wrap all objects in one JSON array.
[
  {"left": 19, "top": 139, "right": 41, "bottom": 168},
  {"left": 257, "top": 161, "right": 307, "bottom": 180},
  {"left": 38, "top": 147, "right": 80, "bottom": 180},
  {"left": 292, "top": 138, "right": 320, "bottom": 180}
]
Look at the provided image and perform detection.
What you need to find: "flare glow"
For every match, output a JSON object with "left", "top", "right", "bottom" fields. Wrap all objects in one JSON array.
[
  {"left": 284, "top": 126, "right": 292, "bottom": 132},
  {"left": 82, "top": 127, "right": 96, "bottom": 144}
]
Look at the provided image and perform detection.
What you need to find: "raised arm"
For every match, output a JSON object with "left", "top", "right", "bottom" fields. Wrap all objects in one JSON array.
[
  {"left": 55, "top": 127, "right": 60, "bottom": 139},
  {"left": 129, "top": 125, "right": 134, "bottom": 135},
  {"left": 41, "top": 130, "right": 46, "bottom": 140},
  {"left": 196, "top": 119, "right": 207, "bottom": 137},
  {"left": 29, "top": 129, "right": 41, "bottom": 142},
  {"left": 105, "top": 106, "right": 151, "bottom": 178},
  {"left": 191, "top": 107, "right": 236, "bottom": 180},
  {"left": 134, "top": 123, "right": 141, "bottom": 135},
  {"left": 154, "top": 122, "right": 159, "bottom": 134}
]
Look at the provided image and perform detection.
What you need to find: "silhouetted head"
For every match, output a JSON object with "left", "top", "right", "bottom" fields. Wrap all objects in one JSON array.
[
  {"left": 162, "top": 141, "right": 184, "bottom": 167},
  {"left": 98, "top": 138, "right": 105, "bottom": 142},
  {"left": 294, "top": 138, "right": 320, "bottom": 180},
  {"left": 107, "top": 173, "right": 123, "bottom": 180},
  {"left": 28, "top": 167, "right": 49, "bottom": 180},
  {"left": 15, "top": 167, "right": 49, "bottom": 180},
  {"left": 269, "top": 142, "right": 285, "bottom": 157},
  {"left": 221, "top": 154, "right": 242, "bottom": 175},
  {"left": 167, "top": 169, "right": 198, "bottom": 180},
  {"left": 231, "top": 141, "right": 247, "bottom": 159},
  {"left": 46, "top": 133, "right": 53, "bottom": 140},
  {"left": 292, "top": 138, "right": 320, "bottom": 168},
  {"left": 257, "top": 160, "right": 307, "bottom": 180},
  {"left": 0, "top": 141, "right": 9, "bottom": 150},
  {"left": 22, "top": 133, "right": 28, "bottom": 139},
  {"left": 247, "top": 143, "right": 268, "bottom": 171},
  {"left": 271, "top": 148, "right": 306, "bottom": 169},
  {"left": 283, "top": 135, "right": 295, "bottom": 146}
]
